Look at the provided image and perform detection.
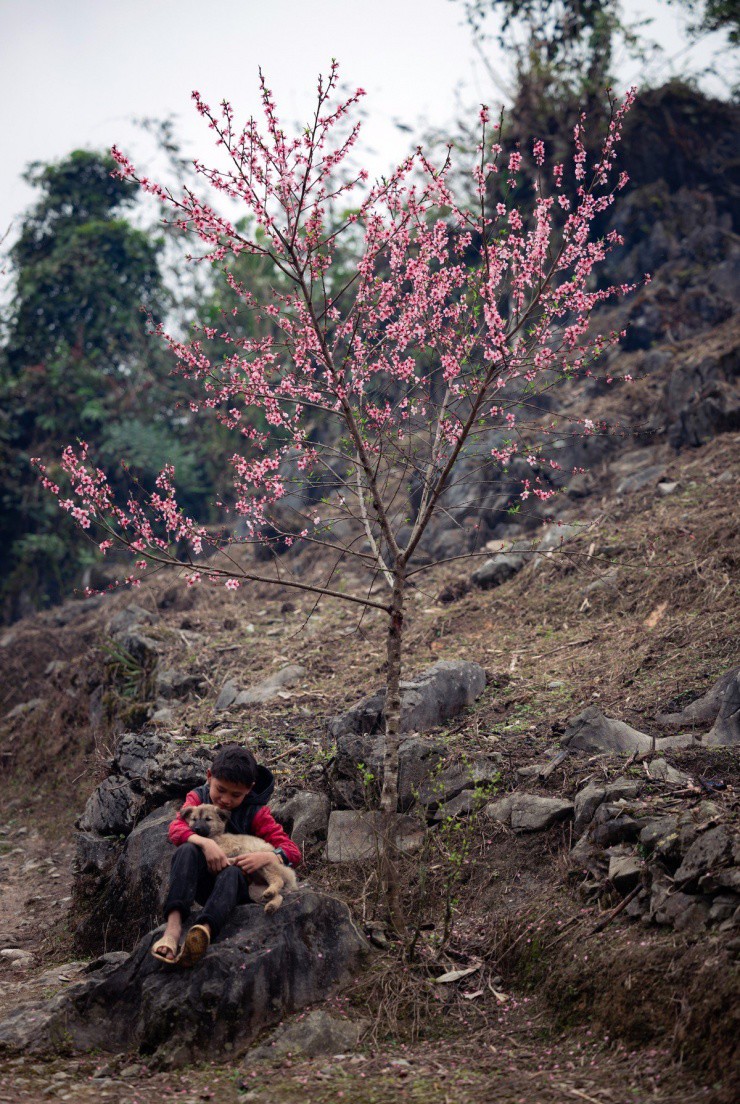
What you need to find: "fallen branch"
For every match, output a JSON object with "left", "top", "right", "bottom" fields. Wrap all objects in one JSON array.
[
  {"left": 529, "top": 637, "right": 594, "bottom": 660},
  {"left": 591, "top": 884, "right": 642, "bottom": 933}
]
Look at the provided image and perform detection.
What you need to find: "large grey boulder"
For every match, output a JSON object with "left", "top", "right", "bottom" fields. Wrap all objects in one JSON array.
[
  {"left": 234, "top": 665, "right": 306, "bottom": 706},
  {"left": 328, "top": 660, "right": 486, "bottom": 741},
  {"left": 271, "top": 791, "right": 331, "bottom": 850},
  {"left": 0, "top": 891, "right": 367, "bottom": 1066},
  {"left": 706, "top": 669, "right": 740, "bottom": 746},
  {"left": 74, "top": 803, "right": 176, "bottom": 950},
  {"left": 329, "top": 731, "right": 500, "bottom": 814},
  {"left": 325, "top": 811, "right": 425, "bottom": 862},
  {"left": 471, "top": 553, "right": 525, "bottom": 590},
  {"left": 563, "top": 707, "right": 653, "bottom": 755}
]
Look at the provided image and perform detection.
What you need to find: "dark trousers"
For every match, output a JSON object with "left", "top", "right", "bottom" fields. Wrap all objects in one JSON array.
[{"left": 163, "top": 843, "right": 251, "bottom": 939}]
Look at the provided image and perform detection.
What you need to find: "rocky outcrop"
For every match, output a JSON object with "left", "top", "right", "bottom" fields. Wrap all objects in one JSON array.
[
  {"left": 0, "top": 892, "right": 368, "bottom": 1066},
  {"left": 568, "top": 763, "right": 740, "bottom": 938},
  {"left": 329, "top": 731, "right": 500, "bottom": 815}
]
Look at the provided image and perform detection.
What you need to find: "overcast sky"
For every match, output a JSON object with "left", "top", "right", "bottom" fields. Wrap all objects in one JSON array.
[{"left": 0, "top": 0, "right": 732, "bottom": 241}]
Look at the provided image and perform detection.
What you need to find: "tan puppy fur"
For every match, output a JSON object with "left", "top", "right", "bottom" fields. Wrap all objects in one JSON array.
[{"left": 181, "top": 804, "right": 297, "bottom": 913}]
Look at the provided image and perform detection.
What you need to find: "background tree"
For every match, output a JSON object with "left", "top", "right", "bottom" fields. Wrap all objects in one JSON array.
[{"left": 0, "top": 150, "right": 230, "bottom": 619}]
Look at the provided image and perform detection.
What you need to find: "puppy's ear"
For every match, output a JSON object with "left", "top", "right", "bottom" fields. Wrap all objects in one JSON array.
[
  {"left": 216, "top": 808, "right": 230, "bottom": 825},
  {"left": 181, "top": 806, "right": 194, "bottom": 824}
]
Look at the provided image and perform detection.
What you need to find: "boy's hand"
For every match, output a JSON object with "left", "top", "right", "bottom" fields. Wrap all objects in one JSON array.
[
  {"left": 233, "top": 851, "right": 280, "bottom": 875},
  {"left": 190, "top": 835, "right": 229, "bottom": 873}
]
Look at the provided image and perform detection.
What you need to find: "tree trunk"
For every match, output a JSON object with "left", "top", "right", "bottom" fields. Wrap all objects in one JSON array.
[
  {"left": 377, "top": 565, "right": 406, "bottom": 933},
  {"left": 380, "top": 565, "right": 405, "bottom": 814}
]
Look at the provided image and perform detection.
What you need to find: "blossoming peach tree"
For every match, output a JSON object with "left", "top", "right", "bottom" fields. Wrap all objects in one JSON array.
[{"left": 36, "top": 64, "right": 637, "bottom": 818}]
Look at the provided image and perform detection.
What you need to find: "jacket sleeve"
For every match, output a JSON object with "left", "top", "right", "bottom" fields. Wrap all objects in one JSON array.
[
  {"left": 168, "top": 790, "right": 202, "bottom": 846},
  {"left": 250, "top": 807, "right": 302, "bottom": 867}
]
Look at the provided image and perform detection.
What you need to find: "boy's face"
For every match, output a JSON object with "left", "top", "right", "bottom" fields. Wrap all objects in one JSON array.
[{"left": 206, "top": 769, "right": 253, "bottom": 812}]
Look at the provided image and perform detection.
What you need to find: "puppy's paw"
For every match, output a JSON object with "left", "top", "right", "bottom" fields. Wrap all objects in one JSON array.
[
  {"left": 264, "top": 895, "right": 283, "bottom": 913},
  {"left": 262, "top": 885, "right": 278, "bottom": 901}
]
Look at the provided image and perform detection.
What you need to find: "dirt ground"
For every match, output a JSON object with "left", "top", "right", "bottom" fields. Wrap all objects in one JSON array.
[
  {"left": 0, "top": 433, "right": 738, "bottom": 1103},
  {"left": 0, "top": 818, "right": 726, "bottom": 1104}
]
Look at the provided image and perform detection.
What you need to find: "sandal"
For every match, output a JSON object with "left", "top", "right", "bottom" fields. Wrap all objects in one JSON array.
[
  {"left": 150, "top": 932, "right": 180, "bottom": 965},
  {"left": 177, "top": 924, "right": 211, "bottom": 968}
]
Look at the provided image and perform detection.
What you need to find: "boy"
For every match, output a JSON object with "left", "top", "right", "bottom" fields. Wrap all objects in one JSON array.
[{"left": 151, "top": 743, "right": 301, "bottom": 967}]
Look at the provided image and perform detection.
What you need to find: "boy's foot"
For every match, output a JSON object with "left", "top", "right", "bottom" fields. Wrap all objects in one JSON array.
[
  {"left": 177, "top": 924, "right": 211, "bottom": 968},
  {"left": 150, "top": 932, "right": 180, "bottom": 965}
]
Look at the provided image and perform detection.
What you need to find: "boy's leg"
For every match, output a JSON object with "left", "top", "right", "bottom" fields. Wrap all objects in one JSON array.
[
  {"left": 196, "top": 864, "right": 251, "bottom": 939},
  {"left": 157, "top": 843, "right": 213, "bottom": 951}
]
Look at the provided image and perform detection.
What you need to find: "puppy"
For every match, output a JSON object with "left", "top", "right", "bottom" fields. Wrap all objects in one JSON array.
[{"left": 180, "top": 804, "right": 297, "bottom": 913}]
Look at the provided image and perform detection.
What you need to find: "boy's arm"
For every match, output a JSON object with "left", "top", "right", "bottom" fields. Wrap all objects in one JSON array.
[
  {"left": 251, "top": 807, "right": 302, "bottom": 867},
  {"left": 168, "top": 791, "right": 203, "bottom": 846}
]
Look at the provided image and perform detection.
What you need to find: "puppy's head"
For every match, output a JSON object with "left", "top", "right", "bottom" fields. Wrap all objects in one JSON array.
[{"left": 181, "top": 803, "right": 230, "bottom": 838}]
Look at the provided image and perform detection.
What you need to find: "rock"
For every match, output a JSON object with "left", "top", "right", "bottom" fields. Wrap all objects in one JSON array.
[
  {"left": 674, "top": 826, "right": 735, "bottom": 886},
  {"left": 113, "top": 631, "right": 161, "bottom": 667},
  {"left": 329, "top": 729, "right": 499, "bottom": 813},
  {"left": 74, "top": 833, "right": 120, "bottom": 885},
  {"left": 608, "top": 850, "right": 643, "bottom": 893},
  {"left": 709, "top": 895, "right": 740, "bottom": 924},
  {"left": 654, "top": 734, "right": 701, "bottom": 750},
  {"left": 516, "top": 763, "right": 550, "bottom": 780},
  {"left": 431, "top": 789, "right": 487, "bottom": 822},
  {"left": 73, "top": 734, "right": 212, "bottom": 952},
  {"left": 483, "top": 795, "right": 514, "bottom": 825},
  {"left": 215, "top": 679, "right": 240, "bottom": 711},
  {"left": 471, "top": 553, "right": 525, "bottom": 590},
  {"left": 639, "top": 816, "right": 679, "bottom": 852},
  {"left": 563, "top": 707, "right": 654, "bottom": 755},
  {"left": 574, "top": 783, "right": 606, "bottom": 833},
  {"left": 328, "top": 660, "right": 486, "bottom": 741},
  {"left": 616, "top": 464, "right": 666, "bottom": 495},
  {"left": 271, "top": 792, "right": 330, "bottom": 850},
  {"left": 656, "top": 481, "right": 678, "bottom": 495},
  {"left": 36, "top": 962, "right": 87, "bottom": 986},
  {"left": 4, "top": 699, "right": 45, "bottom": 721},
  {"left": 82, "top": 952, "right": 130, "bottom": 974},
  {"left": 234, "top": 666, "right": 306, "bottom": 706},
  {"left": 657, "top": 667, "right": 739, "bottom": 729},
  {"left": 325, "top": 811, "right": 425, "bottom": 862},
  {"left": 151, "top": 706, "right": 175, "bottom": 726},
  {"left": 401, "top": 739, "right": 501, "bottom": 811},
  {"left": 574, "top": 777, "right": 640, "bottom": 835},
  {"left": 76, "top": 778, "right": 145, "bottom": 836},
  {"left": 604, "top": 778, "right": 642, "bottom": 802},
  {"left": 90, "top": 804, "right": 178, "bottom": 947},
  {"left": 107, "top": 605, "right": 157, "bottom": 636},
  {"left": 246, "top": 1010, "right": 368, "bottom": 1061},
  {"left": 0, "top": 891, "right": 367, "bottom": 1064},
  {"left": 155, "top": 669, "right": 206, "bottom": 701},
  {"left": 653, "top": 891, "right": 709, "bottom": 932},
  {"left": 590, "top": 804, "right": 641, "bottom": 848},
  {"left": 0, "top": 949, "right": 34, "bottom": 966},
  {"left": 510, "top": 795, "right": 573, "bottom": 833},
  {"left": 713, "top": 868, "right": 740, "bottom": 893},
  {"left": 706, "top": 669, "right": 740, "bottom": 745},
  {"left": 648, "top": 759, "right": 692, "bottom": 785}
]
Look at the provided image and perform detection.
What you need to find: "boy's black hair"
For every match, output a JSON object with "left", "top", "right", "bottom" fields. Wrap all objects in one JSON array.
[{"left": 210, "top": 744, "right": 257, "bottom": 788}]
